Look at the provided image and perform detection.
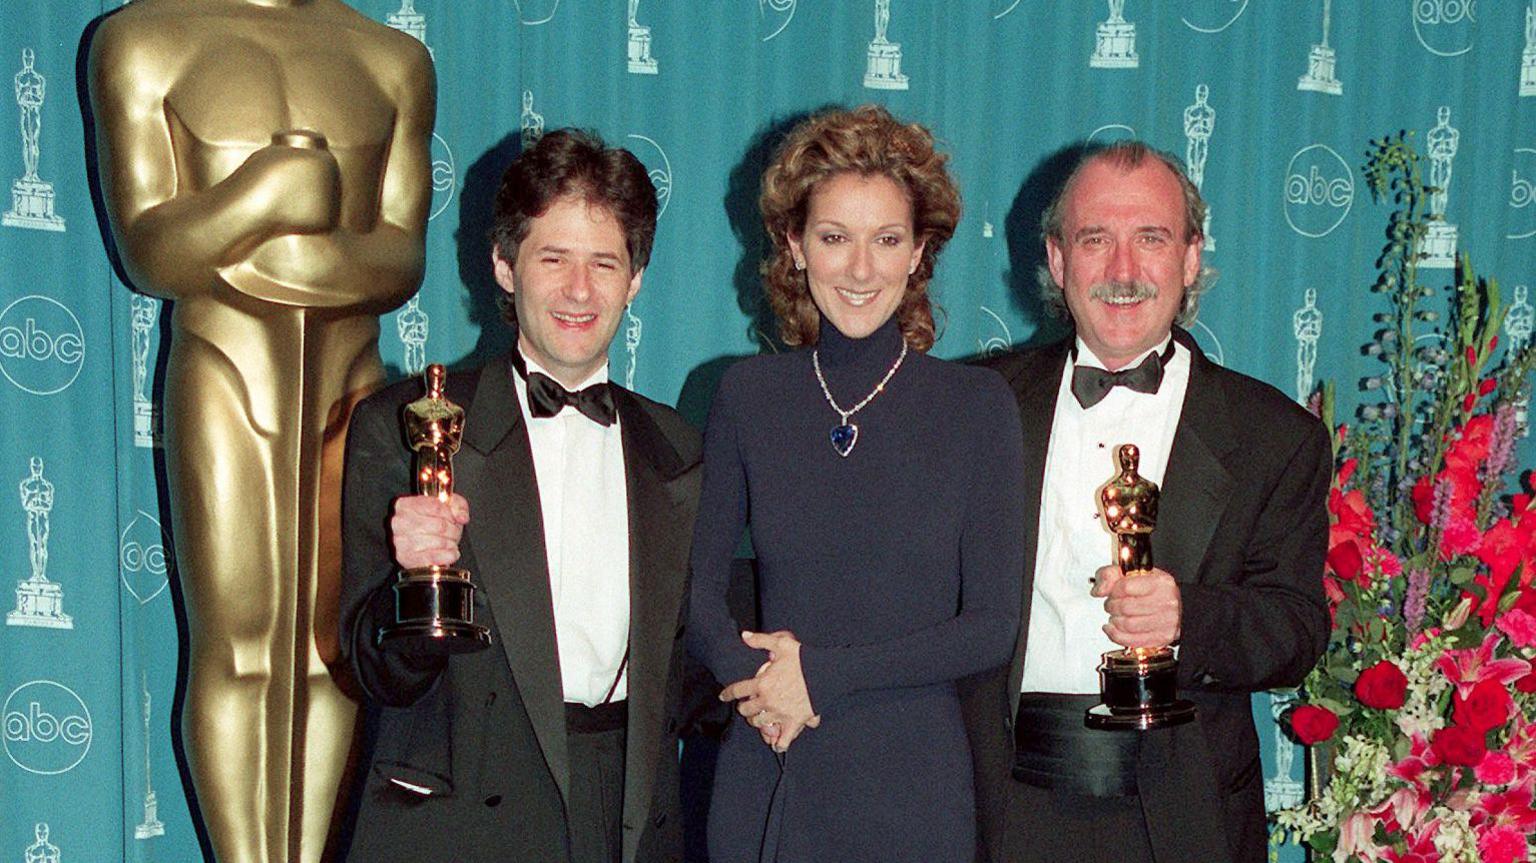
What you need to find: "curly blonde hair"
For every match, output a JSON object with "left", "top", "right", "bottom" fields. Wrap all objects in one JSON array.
[{"left": 759, "top": 105, "right": 960, "bottom": 351}]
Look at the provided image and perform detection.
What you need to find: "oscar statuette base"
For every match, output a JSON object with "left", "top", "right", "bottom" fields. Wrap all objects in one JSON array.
[
  {"left": 1085, "top": 647, "right": 1196, "bottom": 731},
  {"left": 378, "top": 565, "right": 491, "bottom": 654}
]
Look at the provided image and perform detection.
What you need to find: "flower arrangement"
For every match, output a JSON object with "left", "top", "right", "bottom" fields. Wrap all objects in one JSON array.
[{"left": 1275, "top": 133, "right": 1536, "bottom": 863}]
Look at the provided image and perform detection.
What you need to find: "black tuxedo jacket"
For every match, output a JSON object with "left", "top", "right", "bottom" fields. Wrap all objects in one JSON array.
[
  {"left": 337, "top": 358, "right": 702, "bottom": 863},
  {"left": 961, "top": 329, "right": 1332, "bottom": 863}
]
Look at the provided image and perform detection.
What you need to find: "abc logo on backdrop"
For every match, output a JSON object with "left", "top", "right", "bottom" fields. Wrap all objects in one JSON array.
[
  {"left": 1283, "top": 145, "right": 1355, "bottom": 238},
  {"left": 120, "top": 510, "right": 172, "bottom": 605},
  {"left": 0, "top": 295, "right": 85, "bottom": 396},
  {"left": 3, "top": 680, "right": 93, "bottom": 775}
]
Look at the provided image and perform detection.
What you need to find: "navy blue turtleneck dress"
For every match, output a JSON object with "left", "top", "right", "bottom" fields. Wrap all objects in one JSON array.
[{"left": 688, "top": 317, "right": 1027, "bottom": 862}]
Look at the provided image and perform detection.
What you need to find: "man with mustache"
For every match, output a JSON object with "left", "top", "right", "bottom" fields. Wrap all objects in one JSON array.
[{"left": 962, "top": 141, "right": 1331, "bottom": 863}]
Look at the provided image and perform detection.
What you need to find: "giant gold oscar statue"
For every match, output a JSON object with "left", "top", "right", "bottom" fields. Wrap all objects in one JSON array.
[{"left": 87, "top": 2, "right": 434, "bottom": 860}]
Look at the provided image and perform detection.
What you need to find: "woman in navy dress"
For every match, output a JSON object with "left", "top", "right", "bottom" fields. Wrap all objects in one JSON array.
[{"left": 688, "top": 105, "right": 1027, "bottom": 863}]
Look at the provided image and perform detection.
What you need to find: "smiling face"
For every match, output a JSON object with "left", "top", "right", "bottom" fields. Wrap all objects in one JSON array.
[
  {"left": 1046, "top": 157, "right": 1202, "bottom": 370},
  {"left": 787, "top": 172, "right": 926, "bottom": 341},
  {"left": 492, "top": 195, "right": 642, "bottom": 388}
]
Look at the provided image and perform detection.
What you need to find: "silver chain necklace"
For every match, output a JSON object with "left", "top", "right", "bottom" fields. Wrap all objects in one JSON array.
[{"left": 812, "top": 339, "right": 909, "bottom": 458}]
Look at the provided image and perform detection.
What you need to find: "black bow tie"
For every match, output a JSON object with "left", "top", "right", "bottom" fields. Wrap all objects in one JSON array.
[
  {"left": 526, "top": 372, "right": 617, "bottom": 426},
  {"left": 508, "top": 350, "right": 617, "bottom": 426},
  {"left": 1070, "top": 341, "right": 1174, "bottom": 409}
]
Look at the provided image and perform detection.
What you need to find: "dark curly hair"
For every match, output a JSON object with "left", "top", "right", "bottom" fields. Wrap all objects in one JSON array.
[
  {"left": 490, "top": 129, "right": 658, "bottom": 324},
  {"left": 759, "top": 105, "right": 960, "bottom": 351}
]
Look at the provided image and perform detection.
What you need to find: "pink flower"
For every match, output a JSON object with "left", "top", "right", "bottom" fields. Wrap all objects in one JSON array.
[
  {"left": 1446, "top": 787, "right": 1477, "bottom": 811},
  {"left": 1442, "top": 515, "right": 1483, "bottom": 557},
  {"left": 1504, "top": 715, "right": 1536, "bottom": 782},
  {"left": 1369, "top": 786, "right": 1432, "bottom": 834},
  {"left": 1477, "top": 826, "right": 1529, "bottom": 863},
  {"left": 1336, "top": 811, "right": 1386, "bottom": 863},
  {"left": 1476, "top": 751, "right": 1517, "bottom": 786},
  {"left": 1445, "top": 597, "right": 1474, "bottom": 630},
  {"left": 1436, "top": 633, "right": 1532, "bottom": 698},
  {"left": 1389, "top": 735, "right": 1440, "bottom": 785},
  {"left": 1381, "top": 819, "right": 1441, "bottom": 863},
  {"left": 1472, "top": 784, "right": 1536, "bottom": 855},
  {"left": 1388, "top": 727, "right": 1443, "bottom": 783},
  {"left": 1372, "top": 548, "right": 1404, "bottom": 577},
  {"left": 1495, "top": 608, "right": 1536, "bottom": 648}
]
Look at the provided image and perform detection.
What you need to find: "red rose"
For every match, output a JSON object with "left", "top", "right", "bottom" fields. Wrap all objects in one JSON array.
[
  {"left": 1453, "top": 678, "right": 1513, "bottom": 731},
  {"left": 1431, "top": 723, "right": 1487, "bottom": 766},
  {"left": 1354, "top": 660, "right": 1408, "bottom": 710},
  {"left": 1291, "top": 704, "right": 1339, "bottom": 745},
  {"left": 1327, "top": 540, "right": 1364, "bottom": 584}
]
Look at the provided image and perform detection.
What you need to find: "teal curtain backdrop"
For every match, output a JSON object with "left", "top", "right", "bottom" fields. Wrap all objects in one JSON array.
[{"left": 2, "top": 1, "right": 1534, "bottom": 860}]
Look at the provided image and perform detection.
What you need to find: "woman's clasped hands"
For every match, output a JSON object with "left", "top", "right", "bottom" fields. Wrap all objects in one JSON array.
[{"left": 718, "top": 630, "right": 821, "bottom": 754}]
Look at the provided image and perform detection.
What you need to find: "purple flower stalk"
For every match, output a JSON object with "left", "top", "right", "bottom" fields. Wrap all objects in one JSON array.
[
  {"left": 1429, "top": 477, "right": 1454, "bottom": 536},
  {"left": 1482, "top": 403, "right": 1518, "bottom": 483},
  {"left": 1403, "top": 566, "right": 1430, "bottom": 633}
]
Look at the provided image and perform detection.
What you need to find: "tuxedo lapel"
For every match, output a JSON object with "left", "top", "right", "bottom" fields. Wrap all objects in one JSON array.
[
  {"left": 997, "top": 341, "right": 1070, "bottom": 705},
  {"left": 1138, "top": 330, "right": 1241, "bottom": 863},
  {"left": 613, "top": 389, "right": 692, "bottom": 863},
  {"left": 1154, "top": 331, "right": 1236, "bottom": 586},
  {"left": 457, "top": 361, "right": 571, "bottom": 807}
]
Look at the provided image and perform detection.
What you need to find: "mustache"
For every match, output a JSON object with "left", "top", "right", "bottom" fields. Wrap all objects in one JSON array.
[{"left": 1088, "top": 280, "right": 1158, "bottom": 303}]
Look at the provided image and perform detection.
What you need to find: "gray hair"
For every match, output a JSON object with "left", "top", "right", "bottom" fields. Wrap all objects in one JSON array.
[{"left": 1036, "top": 140, "right": 1217, "bottom": 326}]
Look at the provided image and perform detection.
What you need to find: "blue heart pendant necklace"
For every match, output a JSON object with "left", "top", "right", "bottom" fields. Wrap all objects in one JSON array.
[{"left": 812, "top": 339, "right": 909, "bottom": 458}]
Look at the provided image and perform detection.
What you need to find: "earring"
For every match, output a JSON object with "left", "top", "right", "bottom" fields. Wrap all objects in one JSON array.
[{"left": 794, "top": 258, "right": 805, "bottom": 271}]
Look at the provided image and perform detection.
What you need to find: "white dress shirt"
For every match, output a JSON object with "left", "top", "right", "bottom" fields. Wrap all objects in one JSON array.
[
  {"left": 1019, "top": 335, "right": 1190, "bottom": 694},
  {"left": 512, "top": 351, "right": 632, "bottom": 706}
]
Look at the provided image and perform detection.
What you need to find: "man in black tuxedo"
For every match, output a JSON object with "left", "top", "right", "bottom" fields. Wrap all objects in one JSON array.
[
  {"left": 963, "top": 141, "right": 1331, "bottom": 863},
  {"left": 338, "top": 129, "right": 701, "bottom": 863}
]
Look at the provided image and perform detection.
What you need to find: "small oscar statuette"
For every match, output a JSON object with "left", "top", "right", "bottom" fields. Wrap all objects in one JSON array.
[
  {"left": 377, "top": 363, "right": 492, "bottom": 653},
  {"left": 1085, "top": 444, "right": 1195, "bottom": 730}
]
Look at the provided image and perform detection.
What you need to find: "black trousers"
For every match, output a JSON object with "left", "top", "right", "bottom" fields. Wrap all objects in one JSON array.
[
  {"left": 567, "top": 710, "right": 627, "bottom": 863},
  {"left": 986, "top": 779, "right": 1154, "bottom": 863}
]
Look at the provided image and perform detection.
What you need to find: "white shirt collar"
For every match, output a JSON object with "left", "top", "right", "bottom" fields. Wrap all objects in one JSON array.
[{"left": 518, "top": 345, "right": 610, "bottom": 391}]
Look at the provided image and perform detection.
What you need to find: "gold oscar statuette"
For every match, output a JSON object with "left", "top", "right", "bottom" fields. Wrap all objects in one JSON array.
[
  {"left": 378, "top": 364, "right": 492, "bottom": 652},
  {"left": 87, "top": 2, "right": 435, "bottom": 858},
  {"left": 1085, "top": 444, "right": 1197, "bottom": 730}
]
